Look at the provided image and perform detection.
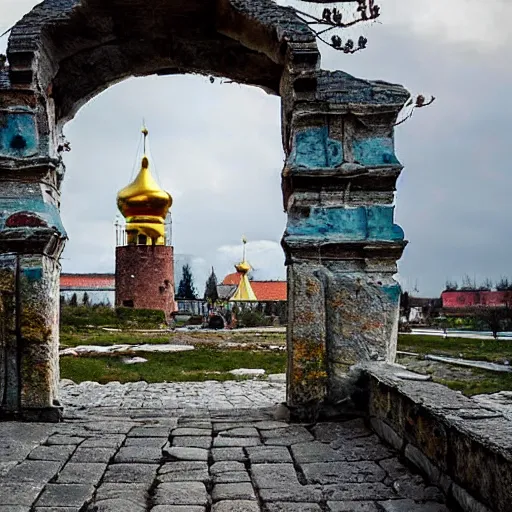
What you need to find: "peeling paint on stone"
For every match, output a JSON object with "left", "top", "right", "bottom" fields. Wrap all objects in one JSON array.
[
  {"left": 286, "top": 205, "right": 404, "bottom": 241},
  {"left": 289, "top": 127, "right": 343, "bottom": 169},
  {"left": 352, "top": 137, "right": 399, "bottom": 166},
  {"left": 381, "top": 283, "right": 401, "bottom": 303},
  {"left": 0, "top": 198, "right": 66, "bottom": 235},
  {"left": 0, "top": 111, "right": 38, "bottom": 158},
  {"left": 23, "top": 266, "right": 43, "bottom": 281}
]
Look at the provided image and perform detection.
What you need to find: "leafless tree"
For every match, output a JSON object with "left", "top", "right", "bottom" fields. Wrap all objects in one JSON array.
[{"left": 296, "top": 1, "right": 435, "bottom": 122}]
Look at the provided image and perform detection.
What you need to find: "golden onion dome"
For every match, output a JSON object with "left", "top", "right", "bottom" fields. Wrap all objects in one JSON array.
[
  {"left": 235, "top": 260, "right": 251, "bottom": 274},
  {"left": 117, "top": 155, "right": 172, "bottom": 223}
]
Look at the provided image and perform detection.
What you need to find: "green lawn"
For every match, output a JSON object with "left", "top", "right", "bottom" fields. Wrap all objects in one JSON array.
[
  {"left": 398, "top": 334, "right": 512, "bottom": 396},
  {"left": 60, "top": 328, "right": 287, "bottom": 348},
  {"left": 61, "top": 330, "right": 173, "bottom": 347},
  {"left": 60, "top": 348, "right": 287, "bottom": 384},
  {"left": 434, "top": 370, "right": 512, "bottom": 396},
  {"left": 59, "top": 330, "right": 512, "bottom": 394},
  {"left": 398, "top": 334, "right": 512, "bottom": 363}
]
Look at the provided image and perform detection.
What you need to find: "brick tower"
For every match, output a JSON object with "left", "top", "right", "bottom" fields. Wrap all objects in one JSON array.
[{"left": 115, "top": 127, "right": 176, "bottom": 319}]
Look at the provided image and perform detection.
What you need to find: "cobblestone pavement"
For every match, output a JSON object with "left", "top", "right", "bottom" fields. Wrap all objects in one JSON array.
[{"left": 0, "top": 381, "right": 453, "bottom": 511}]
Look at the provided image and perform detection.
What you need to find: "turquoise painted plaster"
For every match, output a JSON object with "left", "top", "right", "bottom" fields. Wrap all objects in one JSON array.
[
  {"left": 0, "top": 198, "right": 66, "bottom": 236},
  {"left": 23, "top": 267, "right": 43, "bottom": 281},
  {"left": 367, "top": 206, "right": 404, "bottom": 240},
  {"left": 0, "top": 112, "right": 38, "bottom": 158},
  {"left": 289, "top": 127, "right": 343, "bottom": 169},
  {"left": 352, "top": 137, "right": 399, "bottom": 166},
  {"left": 287, "top": 205, "right": 404, "bottom": 242},
  {"left": 381, "top": 284, "right": 401, "bottom": 303}
]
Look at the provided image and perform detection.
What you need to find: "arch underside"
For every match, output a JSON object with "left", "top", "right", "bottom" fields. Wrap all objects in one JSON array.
[{"left": 8, "top": 0, "right": 315, "bottom": 124}]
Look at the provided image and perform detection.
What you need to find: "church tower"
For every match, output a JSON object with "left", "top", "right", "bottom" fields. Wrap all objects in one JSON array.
[
  {"left": 230, "top": 237, "right": 257, "bottom": 302},
  {"left": 115, "top": 126, "right": 176, "bottom": 318}
]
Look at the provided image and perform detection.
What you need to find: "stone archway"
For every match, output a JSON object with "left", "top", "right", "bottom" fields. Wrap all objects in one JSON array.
[{"left": 0, "top": 0, "right": 410, "bottom": 422}]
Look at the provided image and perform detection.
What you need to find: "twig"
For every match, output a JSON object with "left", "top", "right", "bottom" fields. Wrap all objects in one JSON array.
[{"left": 395, "top": 95, "right": 435, "bottom": 127}]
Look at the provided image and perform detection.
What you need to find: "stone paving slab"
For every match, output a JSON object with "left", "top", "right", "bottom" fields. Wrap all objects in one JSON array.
[{"left": 0, "top": 381, "right": 455, "bottom": 511}]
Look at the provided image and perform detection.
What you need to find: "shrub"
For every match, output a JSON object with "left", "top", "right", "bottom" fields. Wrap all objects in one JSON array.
[
  {"left": 60, "top": 304, "right": 166, "bottom": 330},
  {"left": 237, "top": 310, "right": 272, "bottom": 328}
]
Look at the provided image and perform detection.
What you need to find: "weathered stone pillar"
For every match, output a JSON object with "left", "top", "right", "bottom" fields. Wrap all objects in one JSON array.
[
  {"left": 0, "top": 73, "right": 67, "bottom": 421},
  {"left": 282, "top": 71, "right": 410, "bottom": 419}
]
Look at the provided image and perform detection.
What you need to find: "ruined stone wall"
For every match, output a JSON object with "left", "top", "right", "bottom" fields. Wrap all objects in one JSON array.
[
  {"left": 115, "top": 245, "right": 176, "bottom": 319},
  {"left": 0, "top": 0, "right": 410, "bottom": 421},
  {"left": 281, "top": 70, "right": 409, "bottom": 419},
  {"left": 364, "top": 364, "right": 512, "bottom": 512}
]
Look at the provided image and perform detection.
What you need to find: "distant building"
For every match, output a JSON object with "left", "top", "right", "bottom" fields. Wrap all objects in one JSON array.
[
  {"left": 221, "top": 272, "right": 287, "bottom": 302},
  {"left": 442, "top": 290, "right": 512, "bottom": 309},
  {"left": 60, "top": 274, "right": 115, "bottom": 305},
  {"left": 115, "top": 127, "right": 176, "bottom": 318},
  {"left": 220, "top": 238, "right": 287, "bottom": 303}
]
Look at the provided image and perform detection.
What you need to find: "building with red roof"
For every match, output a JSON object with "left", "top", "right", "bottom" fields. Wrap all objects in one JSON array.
[
  {"left": 220, "top": 272, "right": 287, "bottom": 302},
  {"left": 60, "top": 274, "right": 115, "bottom": 305}
]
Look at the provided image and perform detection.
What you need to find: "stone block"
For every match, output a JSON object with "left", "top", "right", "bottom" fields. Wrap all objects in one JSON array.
[
  {"left": 172, "top": 427, "right": 212, "bottom": 436},
  {"left": 290, "top": 441, "right": 344, "bottom": 463},
  {"left": 114, "top": 446, "right": 162, "bottom": 463},
  {"left": 312, "top": 419, "right": 370, "bottom": 443},
  {"left": 154, "top": 482, "right": 208, "bottom": 506},
  {"left": 246, "top": 446, "right": 292, "bottom": 463},
  {"left": 219, "top": 427, "right": 259, "bottom": 437},
  {"left": 212, "top": 501, "right": 260, "bottom": 512},
  {"left": 163, "top": 445, "right": 208, "bottom": 462},
  {"left": 261, "top": 426, "right": 313, "bottom": 446},
  {"left": 70, "top": 447, "right": 115, "bottom": 464},
  {"left": 213, "top": 437, "right": 261, "bottom": 448},
  {"left": 35, "top": 484, "right": 95, "bottom": 507},
  {"left": 377, "top": 500, "right": 450, "bottom": 512},
  {"left": 302, "top": 461, "right": 386, "bottom": 484},
  {"left": 93, "top": 482, "right": 148, "bottom": 510},
  {"left": 451, "top": 483, "right": 493, "bottom": 512},
  {"left": 79, "top": 436, "right": 125, "bottom": 449},
  {"left": 57, "top": 462, "right": 107, "bottom": 484},
  {"left": 151, "top": 507, "right": 205, "bottom": 512},
  {"left": 0, "top": 482, "right": 44, "bottom": 505},
  {"left": 213, "top": 471, "right": 250, "bottom": 483},
  {"left": 267, "top": 504, "right": 321, "bottom": 512},
  {"left": 323, "top": 482, "right": 396, "bottom": 501},
  {"left": 173, "top": 436, "right": 212, "bottom": 449},
  {"left": 370, "top": 417, "right": 403, "bottom": 451},
  {"left": 3, "top": 460, "right": 61, "bottom": 483},
  {"left": 251, "top": 463, "right": 300, "bottom": 488},
  {"left": 211, "top": 448, "right": 247, "bottom": 462},
  {"left": 212, "top": 483, "right": 256, "bottom": 502},
  {"left": 28, "top": 445, "right": 75, "bottom": 462},
  {"left": 210, "top": 461, "right": 246, "bottom": 474},
  {"left": 404, "top": 444, "right": 444, "bottom": 489},
  {"left": 125, "top": 437, "right": 167, "bottom": 447},
  {"left": 128, "top": 426, "right": 171, "bottom": 437},
  {"left": 103, "top": 463, "right": 158, "bottom": 483},
  {"left": 259, "top": 485, "right": 322, "bottom": 503},
  {"left": 327, "top": 503, "right": 378, "bottom": 512}
]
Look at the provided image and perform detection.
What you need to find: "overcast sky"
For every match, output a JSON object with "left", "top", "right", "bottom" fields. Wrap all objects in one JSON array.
[{"left": 1, "top": 0, "right": 511, "bottom": 296}]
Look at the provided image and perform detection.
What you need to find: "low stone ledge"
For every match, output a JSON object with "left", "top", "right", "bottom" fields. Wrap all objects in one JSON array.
[{"left": 360, "top": 363, "right": 512, "bottom": 512}]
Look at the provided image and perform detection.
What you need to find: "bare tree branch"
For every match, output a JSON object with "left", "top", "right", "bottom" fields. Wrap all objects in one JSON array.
[
  {"left": 293, "top": 0, "right": 380, "bottom": 53},
  {"left": 395, "top": 95, "right": 436, "bottom": 127}
]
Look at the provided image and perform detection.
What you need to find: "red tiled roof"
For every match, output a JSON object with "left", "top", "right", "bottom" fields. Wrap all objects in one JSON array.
[
  {"left": 221, "top": 273, "right": 287, "bottom": 301},
  {"left": 222, "top": 272, "right": 242, "bottom": 285},
  {"left": 251, "top": 281, "right": 287, "bottom": 301},
  {"left": 60, "top": 274, "right": 115, "bottom": 290}
]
